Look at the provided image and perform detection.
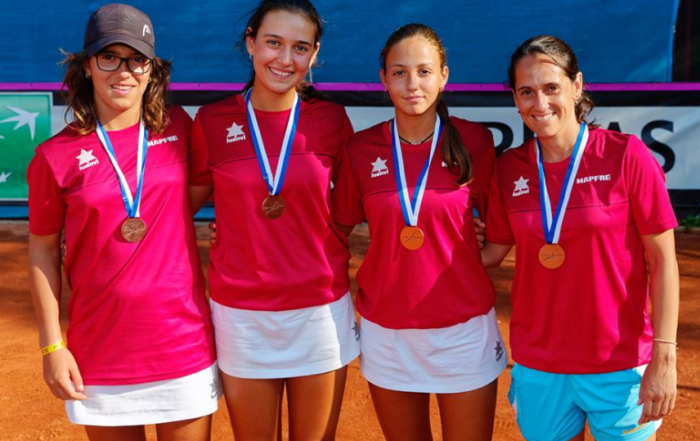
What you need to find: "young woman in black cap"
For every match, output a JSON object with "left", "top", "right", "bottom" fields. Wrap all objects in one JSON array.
[{"left": 27, "top": 4, "right": 218, "bottom": 440}]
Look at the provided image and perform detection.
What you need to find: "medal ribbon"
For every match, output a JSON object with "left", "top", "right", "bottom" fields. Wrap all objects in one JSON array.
[
  {"left": 95, "top": 119, "right": 148, "bottom": 218},
  {"left": 536, "top": 122, "right": 588, "bottom": 244},
  {"left": 245, "top": 89, "right": 300, "bottom": 195},
  {"left": 391, "top": 116, "right": 443, "bottom": 227}
]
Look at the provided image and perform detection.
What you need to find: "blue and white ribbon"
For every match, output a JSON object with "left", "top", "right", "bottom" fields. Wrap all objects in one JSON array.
[
  {"left": 535, "top": 122, "right": 589, "bottom": 244},
  {"left": 246, "top": 89, "right": 300, "bottom": 195},
  {"left": 392, "top": 116, "right": 443, "bottom": 227},
  {"left": 95, "top": 119, "right": 148, "bottom": 218}
]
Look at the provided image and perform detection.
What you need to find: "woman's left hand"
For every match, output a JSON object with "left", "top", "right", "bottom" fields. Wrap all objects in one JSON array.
[{"left": 637, "top": 343, "right": 677, "bottom": 424}]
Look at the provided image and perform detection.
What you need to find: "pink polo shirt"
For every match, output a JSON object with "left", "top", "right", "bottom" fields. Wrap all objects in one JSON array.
[
  {"left": 28, "top": 106, "right": 216, "bottom": 385},
  {"left": 189, "top": 94, "right": 354, "bottom": 311},
  {"left": 487, "top": 128, "right": 677, "bottom": 374},
  {"left": 334, "top": 117, "right": 497, "bottom": 329}
]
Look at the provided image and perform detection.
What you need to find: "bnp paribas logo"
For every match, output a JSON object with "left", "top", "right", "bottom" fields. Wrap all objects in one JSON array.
[{"left": 0, "top": 93, "right": 53, "bottom": 200}]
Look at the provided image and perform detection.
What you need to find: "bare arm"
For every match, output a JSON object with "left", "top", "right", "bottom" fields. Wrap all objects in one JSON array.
[
  {"left": 637, "top": 229, "right": 679, "bottom": 424},
  {"left": 28, "top": 233, "right": 86, "bottom": 400},
  {"left": 188, "top": 184, "right": 213, "bottom": 216},
  {"left": 480, "top": 241, "right": 513, "bottom": 268},
  {"left": 28, "top": 233, "right": 63, "bottom": 352}
]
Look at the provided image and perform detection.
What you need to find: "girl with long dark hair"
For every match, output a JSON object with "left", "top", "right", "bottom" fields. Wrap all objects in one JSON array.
[
  {"left": 333, "top": 24, "right": 507, "bottom": 441},
  {"left": 189, "top": 1, "right": 359, "bottom": 439}
]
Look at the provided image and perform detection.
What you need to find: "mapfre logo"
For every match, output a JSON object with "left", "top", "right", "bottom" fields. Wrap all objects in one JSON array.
[
  {"left": 577, "top": 174, "right": 611, "bottom": 184},
  {"left": 226, "top": 122, "right": 246, "bottom": 143},
  {"left": 148, "top": 135, "right": 178, "bottom": 147},
  {"left": 512, "top": 176, "right": 530, "bottom": 197},
  {"left": 371, "top": 157, "right": 389, "bottom": 178}
]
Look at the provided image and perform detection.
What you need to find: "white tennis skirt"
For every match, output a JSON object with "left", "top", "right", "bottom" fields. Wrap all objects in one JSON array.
[
  {"left": 360, "top": 308, "right": 508, "bottom": 393},
  {"left": 66, "top": 362, "right": 220, "bottom": 426},
  {"left": 211, "top": 292, "right": 360, "bottom": 379}
]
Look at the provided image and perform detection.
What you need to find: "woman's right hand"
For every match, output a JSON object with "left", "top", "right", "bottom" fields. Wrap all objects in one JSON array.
[
  {"left": 29, "top": 233, "right": 84, "bottom": 400},
  {"left": 43, "top": 349, "right": 87, "bottom": 400}
]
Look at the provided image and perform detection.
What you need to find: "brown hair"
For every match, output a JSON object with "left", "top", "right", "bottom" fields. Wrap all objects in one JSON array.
[
  {"left": 239, "top": 0, "right": 324, "bottom": 101},
  {"left": 60, "top": 49, "right": 172, "bottom": 135},
  {"left": 508, "top": 35, "right": 597, "bottom": 127},
  {"left": 380, "top": 23, "right": 472, "bottom": 186}
]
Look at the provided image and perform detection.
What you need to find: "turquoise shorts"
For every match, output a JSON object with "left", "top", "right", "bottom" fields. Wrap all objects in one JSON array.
[{"left": 508, "top": 363, "right": 661, "bottom": 441}]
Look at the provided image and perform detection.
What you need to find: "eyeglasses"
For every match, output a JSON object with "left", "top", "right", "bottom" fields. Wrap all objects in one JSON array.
[{"left": 94, "top": 53, "right": 152, "bottom": 74}]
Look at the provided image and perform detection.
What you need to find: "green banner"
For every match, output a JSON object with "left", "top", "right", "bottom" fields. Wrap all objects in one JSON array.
[{"left": 0, "top": 93, "right": 52, "bottom": 200}]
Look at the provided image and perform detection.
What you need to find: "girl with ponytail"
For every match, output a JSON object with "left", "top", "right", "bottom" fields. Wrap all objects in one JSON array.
[{"left": 333, "top": 23, "right": 506, "bottom": 441}]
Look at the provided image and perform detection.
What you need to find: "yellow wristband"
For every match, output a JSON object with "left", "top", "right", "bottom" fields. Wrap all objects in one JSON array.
[{"left": 40, "top": 340, "right": 66, "bottom": 356}]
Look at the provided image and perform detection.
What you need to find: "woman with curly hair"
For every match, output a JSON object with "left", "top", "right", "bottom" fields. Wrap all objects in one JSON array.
[{"left": 27, "top": 4, "right": 217, "bottom": 440}]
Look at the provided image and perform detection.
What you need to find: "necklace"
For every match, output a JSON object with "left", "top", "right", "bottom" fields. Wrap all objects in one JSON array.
[{"left": 399, "top": 131, "right": 435, "bottom": 145}]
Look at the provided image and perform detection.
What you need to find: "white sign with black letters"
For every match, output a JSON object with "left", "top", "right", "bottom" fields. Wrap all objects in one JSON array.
[{"left": 341, "top": 106, "right": 700, "bottom": 190}]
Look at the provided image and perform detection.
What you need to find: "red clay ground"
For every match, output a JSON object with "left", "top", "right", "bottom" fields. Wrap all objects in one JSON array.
[{"left": 1, "top": 222, "right": 698, "bottom": 440}]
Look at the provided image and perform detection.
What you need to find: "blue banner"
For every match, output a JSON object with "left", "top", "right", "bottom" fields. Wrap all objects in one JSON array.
[{"left": 3, "top": 0, "right": 679, "bottom": 84}]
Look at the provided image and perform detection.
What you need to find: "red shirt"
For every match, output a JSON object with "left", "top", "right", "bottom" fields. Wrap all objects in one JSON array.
[
  {"left": 334, "top": 118, "right": 496, "bottom": 329},
  {"left": 487, "top": 128, "right": 677, "bottom": 374},
  {"left": 189, "top": 94, "right": 354, "bottom": 311},
  {"left": 28, "top": 106, "right": 216, "bottom": 385}
]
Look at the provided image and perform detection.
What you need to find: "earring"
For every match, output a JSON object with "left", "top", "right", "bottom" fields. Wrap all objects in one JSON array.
[{"left": 249, "top": 53, "right": 253, "bottom": 61}]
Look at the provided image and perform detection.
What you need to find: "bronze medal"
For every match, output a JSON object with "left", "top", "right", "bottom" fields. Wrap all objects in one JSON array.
[
  {"left": 121, "top": 217, "right": 147, "bottom": 242},
  {"left": 262, "top": 195, "right": 286, "bottom": 219},
  {"left": 400, "top": 226, "right": 425, "bottom": 250},
  {"left": 539, "top": 244, "right": 565, "bottom": 269}
]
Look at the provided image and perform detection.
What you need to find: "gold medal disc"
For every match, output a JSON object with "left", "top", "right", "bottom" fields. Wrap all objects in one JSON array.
[
  {"left": 538, "top": 244, "right": 565, "bottom": 269},
  {"left": 400, "top": 226, "right": 425, "bottom": 250}
]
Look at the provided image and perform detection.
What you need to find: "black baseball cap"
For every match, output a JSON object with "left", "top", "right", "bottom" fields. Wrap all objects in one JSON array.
[{"left": 84, "top": 4, "right": 155, "bottom": 59}]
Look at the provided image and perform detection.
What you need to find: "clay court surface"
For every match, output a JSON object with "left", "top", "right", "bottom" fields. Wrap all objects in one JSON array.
[{"left": 1, "top": 222, "right": 698, "bottom": 440}]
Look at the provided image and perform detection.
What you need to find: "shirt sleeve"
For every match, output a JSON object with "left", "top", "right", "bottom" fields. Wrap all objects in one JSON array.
[
  {"left": 332, "top": 141, "right": 365, "bottom": 227},
  {"left": 27, "top": 149, "right": 65, "bottom": 235},
  {"left": 624, "top": 135, "right": 677, "bottom": 235},
  {"left": 331, "top": 109, "right": 355, "bottom": 177},
  {"left": 188, "top": 112, "right": 213, "bottom": 186},
  {"left": 485, "top": 163, "right": 515, "bottom": 245},
  {"left": 171, "top": 105, "right": 192, "bottom": 141},
  {"left": 470, "top": 125, "right": 496, "bottom": 219}
]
